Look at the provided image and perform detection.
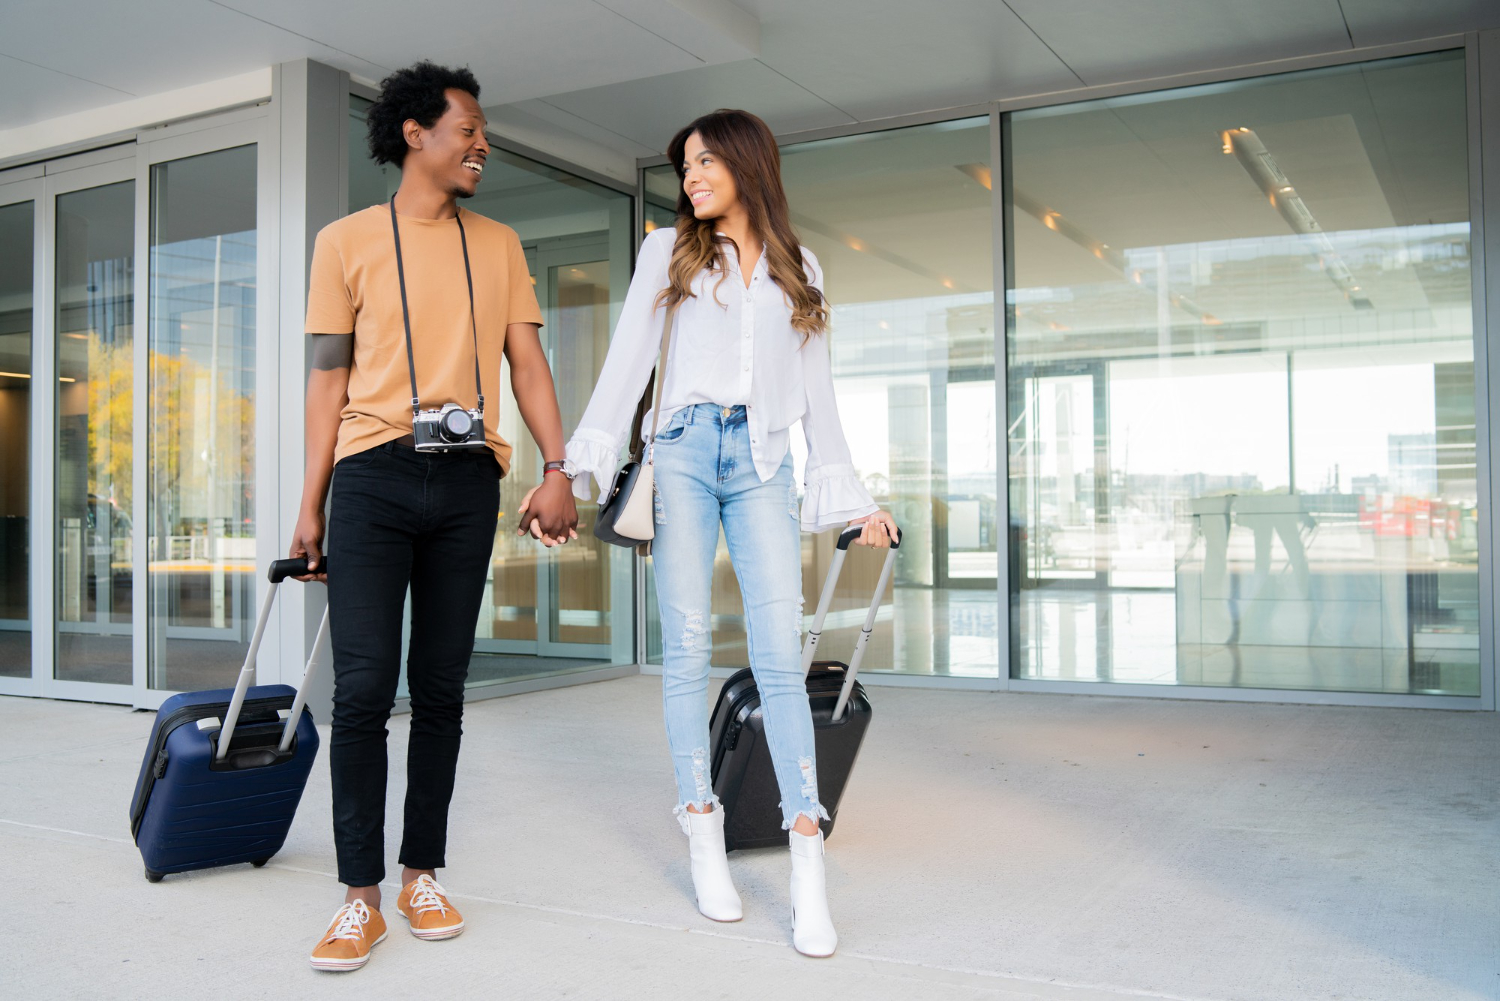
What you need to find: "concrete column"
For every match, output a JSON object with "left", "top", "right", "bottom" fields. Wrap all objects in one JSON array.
[{"left": 262, "top": 59, "right": 348, "bottom": 722}]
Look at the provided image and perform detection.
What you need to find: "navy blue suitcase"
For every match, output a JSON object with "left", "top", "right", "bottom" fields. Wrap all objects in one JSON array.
[
  {"left": 710, "top": 525, "right": 899, "bottom": 851},
  {"left": 129, "top": 558, "right": 328, "bottom": 882}
]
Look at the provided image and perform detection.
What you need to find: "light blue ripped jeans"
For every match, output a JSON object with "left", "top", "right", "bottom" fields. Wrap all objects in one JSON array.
[{"left": 651, "top": 403, "right": 827, "bottom": 835}]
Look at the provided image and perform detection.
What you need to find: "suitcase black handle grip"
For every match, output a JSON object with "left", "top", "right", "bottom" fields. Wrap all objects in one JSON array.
[
  {"left": 269, "top": 557, "right": 327, "bottom": 583},
  {"left": 836, "top": 524, "right": 901, "bottom": 551}
]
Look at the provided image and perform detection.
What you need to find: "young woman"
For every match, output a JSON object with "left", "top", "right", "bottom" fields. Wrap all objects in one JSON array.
[{"left": 561, "top": 109, "right": 896, "bottom": 957}]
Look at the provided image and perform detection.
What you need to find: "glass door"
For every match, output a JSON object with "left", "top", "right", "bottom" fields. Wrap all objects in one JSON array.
[
  {"left": 49, "top": 163, "right": 139, "bottom": 701},
  {"left": 0, "top": 182, "right": 38, "bottom": 695},
  {"left": 16, "top": 121, "right": 264, "bottom": 707},
  {"left": 144, "top": 143, "right": 259, "bottom": 695},
  {"left": 476, "top": 235, "right": 623, "bottom": 674},
  {"left": 540, "top": 240, "right": 614, "bottom": 655}
]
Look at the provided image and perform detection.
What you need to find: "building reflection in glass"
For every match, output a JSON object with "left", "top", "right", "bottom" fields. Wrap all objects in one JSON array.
[
  {"left": 1007, "top": 50, "right": 1477, "bottom": 695},
  {"left": 644, "top": 117, "right": 1000, "bottom": 678}
]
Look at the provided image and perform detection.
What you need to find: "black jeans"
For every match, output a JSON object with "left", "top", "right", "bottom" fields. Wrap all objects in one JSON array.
[{"left": 325, "top": 440, "right": 500, "bottom": 886}]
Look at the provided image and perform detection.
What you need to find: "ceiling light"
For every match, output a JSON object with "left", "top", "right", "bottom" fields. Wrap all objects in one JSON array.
[
  {"left": 0, "top": 371, "right": 74, "bottom": 382},
  {"left": 1226, "top": 126, "right": 1370, "bottom": 309},
  {"left": 955, "top": 163, "right": 992, "bottom": 191}
]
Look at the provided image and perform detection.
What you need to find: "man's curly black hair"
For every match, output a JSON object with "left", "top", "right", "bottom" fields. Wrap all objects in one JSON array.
[{"left": 366, "top": 61, "right": 481, "bottom": 166}]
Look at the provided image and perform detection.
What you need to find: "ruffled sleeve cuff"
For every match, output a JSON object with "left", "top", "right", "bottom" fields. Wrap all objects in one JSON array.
[
  {"left": 565, "top": 431, "right": 625, "bottom": 503},
  {"left": 800, "top": 463, "right": 878, "bottom": 533}
]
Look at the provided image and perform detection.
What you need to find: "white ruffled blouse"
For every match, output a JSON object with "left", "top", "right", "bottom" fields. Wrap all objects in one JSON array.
[{"left": 565, "top": 226, "right": 878, "bottom": 533}]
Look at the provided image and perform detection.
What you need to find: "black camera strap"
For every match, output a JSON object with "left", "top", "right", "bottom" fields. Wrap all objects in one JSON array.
[{"left": 390, "top": 196, "right": 484, "bottom": 417}]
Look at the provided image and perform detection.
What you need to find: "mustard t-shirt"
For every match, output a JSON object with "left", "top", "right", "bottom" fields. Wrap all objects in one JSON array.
[{"left": 304, "top": 203, "right": 542, "bottom": 473}]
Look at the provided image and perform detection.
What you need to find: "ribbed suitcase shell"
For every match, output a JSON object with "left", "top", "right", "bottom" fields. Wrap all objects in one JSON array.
[
  {"left": 708, "top": 661, "right": 872, "bottom": 851},
  {"left": 129, "top": 683, "right": 318, "bottom": 878}
]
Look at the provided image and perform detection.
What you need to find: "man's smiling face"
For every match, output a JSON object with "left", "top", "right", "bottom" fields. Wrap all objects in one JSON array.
[{"left": 409, "top": 88, "right": 489, "bottom": 199}]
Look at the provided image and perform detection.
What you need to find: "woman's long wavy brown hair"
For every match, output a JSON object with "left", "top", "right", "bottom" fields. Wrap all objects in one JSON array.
[{"left": 658, "top": 109, "right": 828, "bottom": 338}]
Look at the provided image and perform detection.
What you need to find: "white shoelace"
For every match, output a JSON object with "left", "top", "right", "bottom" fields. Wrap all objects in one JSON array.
[
  {"left": 407, "top": 876, "right": 450, "bottom": 917},
  {"left": 326, "top": 900, "right": 372, "bottom": 942}
]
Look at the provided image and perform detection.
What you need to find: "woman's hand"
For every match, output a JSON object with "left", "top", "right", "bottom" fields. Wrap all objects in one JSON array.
[
  {"left": 848, "top": 510, "right": 898, "bottom": 549},
  {"left": 517, "top": 480, "right": 580, "bottom": 548}
]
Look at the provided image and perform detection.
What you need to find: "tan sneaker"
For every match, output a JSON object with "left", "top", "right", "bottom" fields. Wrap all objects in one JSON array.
[
  {"left": 309, "top": 900, "right": 387, "bottom": 971},
  {"left": 396, "top": 874, "right": 465, "bottom": 940}
]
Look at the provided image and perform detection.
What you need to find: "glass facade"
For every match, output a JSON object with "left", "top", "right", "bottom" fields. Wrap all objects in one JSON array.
[
  {"left": 146, "top": 146, "right": 259, "bottom": 692},
  {"left": 2, "top": 48, "right": 1490, "bottom": 707},
  {"left": 0, "top": 200, "right": 33, "bottom": 678},
  {"left": 349, "top": 99, "right": 635, "bottom": 687},
  {"left": 643, "top": 117, "right": 1000, "bottom": 678},
  {"left": 1006, "top": 51, "right": 1478, "bottom": 695},
  {"left": 55, "top": 181, "right": 136, "bottom": 686}
]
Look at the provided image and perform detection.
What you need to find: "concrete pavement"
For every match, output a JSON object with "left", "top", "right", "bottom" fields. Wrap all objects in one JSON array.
[{"left": 2, "top": 676, "right": 1496, "bottom": 1000}]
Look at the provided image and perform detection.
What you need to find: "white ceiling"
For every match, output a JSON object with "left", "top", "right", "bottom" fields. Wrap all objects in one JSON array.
[{"left": 1, "top": 0, "right": 1496, "bottom": 171}]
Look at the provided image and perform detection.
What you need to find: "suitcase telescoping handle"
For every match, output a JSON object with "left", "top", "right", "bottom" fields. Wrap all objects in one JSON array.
[
  {"left": 800, "top": 524, "right": 901, "bottom": 722},
  {"left": 216, "top": 557, "right": 329, "bottom": 761}
]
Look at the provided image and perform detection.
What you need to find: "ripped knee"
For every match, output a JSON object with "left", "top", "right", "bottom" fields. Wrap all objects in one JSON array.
[{"left": 680, "top": 609, "right": 708, "bottom": 652}]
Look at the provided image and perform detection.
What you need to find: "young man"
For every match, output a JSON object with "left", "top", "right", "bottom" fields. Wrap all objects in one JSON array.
[{"left": 291, "top": 62, "right": 578, "bottom": 972}]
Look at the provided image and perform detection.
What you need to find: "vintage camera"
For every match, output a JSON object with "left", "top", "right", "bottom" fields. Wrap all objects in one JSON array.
[{"left": 412, "top": 403, "right": 487, "bottom": 452}]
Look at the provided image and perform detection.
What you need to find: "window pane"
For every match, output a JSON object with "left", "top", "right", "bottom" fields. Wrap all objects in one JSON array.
[
  {"left": 348, "top": 104, "right": 635, "bottom": 686},
  {"left": 644, "top": 117, "right": 1000, "bottom": 678},
  {"left": 56, "top": 181, "right": 134, "bottom": 685},
  {"left": 470, "top": 151, "right": 633, "bottom": 682},
  {"left": 0, "top": 200, "right": 34, "bottom": 678},
  {"left": 147, "top": 146, "right": 258, "bottom": 692},
  {"left": 1007, "top": 51, "right": 1477, "bottom": 695}
]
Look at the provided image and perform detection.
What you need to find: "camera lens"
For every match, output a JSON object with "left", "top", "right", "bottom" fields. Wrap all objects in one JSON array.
[{"left": 440, "top": 408, "right": 473, "bottom": 442}]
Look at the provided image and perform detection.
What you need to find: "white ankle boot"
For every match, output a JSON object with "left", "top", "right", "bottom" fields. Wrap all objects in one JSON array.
[
  {"left": 788, "top": 828, "right": 837, "bottom": 957},
  {"left": 685, "top": 808, "right": 742, "bottom": 922}
]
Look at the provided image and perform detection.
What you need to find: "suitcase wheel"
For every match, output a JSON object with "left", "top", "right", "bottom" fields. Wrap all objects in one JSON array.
[
  {"left": 251, "top": 858, "right": 270, "bottom": 868},
  {"left": 144, "top": 868, "right": 164, "bottom": 883}
]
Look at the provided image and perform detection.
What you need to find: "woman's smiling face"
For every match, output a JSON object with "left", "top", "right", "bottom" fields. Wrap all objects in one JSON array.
[{"left": 682, "top": 131, "right": 739, "bottom": 220}]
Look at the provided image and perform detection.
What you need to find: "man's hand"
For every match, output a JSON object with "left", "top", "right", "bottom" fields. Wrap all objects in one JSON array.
[
  {"left": 517, "top": 477, "right": 579, "bottom": 547},
  {"left": 290, "top": 509, "right": 328, "bottom": 581},
  {"left": 503, "top": 323, "right": 579, "bottom": 548}
]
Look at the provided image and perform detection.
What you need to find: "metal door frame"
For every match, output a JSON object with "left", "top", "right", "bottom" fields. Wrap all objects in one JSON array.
[
  {"left": 35, "top": 154, "right": 140, "bottom": 705},
  {"left": 134, "top": 116, "right": 266, "bottom": 707},
  {"left": 0, "top": 175, "right": 44, "bottom": 699},
  {"left": 0, "top": 113, "right": 269, "bottom": 709},
  {"left": 479, "top": 232, "right": 615, "bottom": 661}
]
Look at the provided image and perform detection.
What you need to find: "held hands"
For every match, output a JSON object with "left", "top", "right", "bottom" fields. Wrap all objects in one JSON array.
[
  {"left": 517, "top": 475, "right": 580, "bottom": 547},
  {"left": 848, "top": 510, "right": 898, "bottom": 549}
]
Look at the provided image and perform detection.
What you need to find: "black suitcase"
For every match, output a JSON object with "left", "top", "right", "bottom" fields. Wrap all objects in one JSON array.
[
  {"left": 709, "top": 524, "right": 899, "bottom": 851},
  {"left": 129, "top": 558, "right": 328, "bottom": 882}
]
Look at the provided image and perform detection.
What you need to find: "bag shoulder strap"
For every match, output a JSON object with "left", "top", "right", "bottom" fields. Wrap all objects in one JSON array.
[{"left": 628, "top": 303, "right": 677, "bottom": 461}]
